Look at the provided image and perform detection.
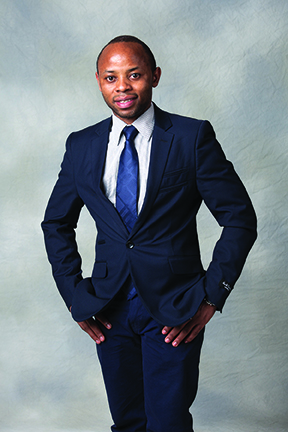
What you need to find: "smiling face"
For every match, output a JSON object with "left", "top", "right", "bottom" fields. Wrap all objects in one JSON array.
[{"left": 96, "top": 42, "right": 161, "bottom": 124}]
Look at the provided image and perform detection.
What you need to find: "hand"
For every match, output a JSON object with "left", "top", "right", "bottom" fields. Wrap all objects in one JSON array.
[
  {"left": 162, "top": 300, "right": 216, "bottom": 347},
  {"left": 70, "top": 308, "right": 112, "bottom": 344}
]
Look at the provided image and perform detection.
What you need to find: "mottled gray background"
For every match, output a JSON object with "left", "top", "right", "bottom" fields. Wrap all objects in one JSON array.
[{"left": 1, "top": 0, "right": 288, "bottom": 431}]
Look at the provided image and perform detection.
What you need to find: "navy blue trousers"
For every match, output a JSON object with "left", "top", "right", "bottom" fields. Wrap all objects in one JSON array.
[{"left": 96, "top": 293, "right": 204, "bottom": 432}]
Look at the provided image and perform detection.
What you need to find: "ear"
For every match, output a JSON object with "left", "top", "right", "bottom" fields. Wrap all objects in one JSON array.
[
  {"left": 152, "top": 67, "right": 161, "bottom": 88},
  {"left": 95, "top": 72, "right": 102, "bottom": 92}
]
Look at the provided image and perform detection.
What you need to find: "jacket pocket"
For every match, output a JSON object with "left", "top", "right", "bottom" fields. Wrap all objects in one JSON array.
[
  {"left": 159, "top": 167, "right": 190, "bottom": 191},
  {"left": 92, "top": 262, "right": 107, "bottom": 278},
  {"left": 168, "top": 256, "right": 204, "bottom": 274}
]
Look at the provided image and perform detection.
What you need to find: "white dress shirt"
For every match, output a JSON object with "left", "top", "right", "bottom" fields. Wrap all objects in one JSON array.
[{"left": 102, "top": 103, "right": 155, "bottom": 214}]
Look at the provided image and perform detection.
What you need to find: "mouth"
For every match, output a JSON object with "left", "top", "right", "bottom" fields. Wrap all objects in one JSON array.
[{"left": 114, "top": 97, "right": 137, "bottom": 109}]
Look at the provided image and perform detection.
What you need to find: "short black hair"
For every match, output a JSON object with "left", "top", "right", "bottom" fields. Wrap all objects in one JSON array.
[{"left": 96, "top": 35, "right": 157, "bottom": 73}]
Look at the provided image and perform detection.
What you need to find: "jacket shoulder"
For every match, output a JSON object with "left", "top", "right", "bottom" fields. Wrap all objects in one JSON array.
[
  {"left": 67, "top": 117, "right": 111, "bottom": 142},
  {"left": 154, "top": 104, "right": 206, "bottom": 133}
]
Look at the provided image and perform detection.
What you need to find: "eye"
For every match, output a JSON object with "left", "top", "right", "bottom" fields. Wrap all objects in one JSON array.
[
  {"left": 105, "top": 76, "right": 115, "bottom": 82},
  {"left": 130, "top": 73, "right": 140, "bottom": 79}
]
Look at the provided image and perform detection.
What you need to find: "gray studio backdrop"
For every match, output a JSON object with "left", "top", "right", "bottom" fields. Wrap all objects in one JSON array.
[{"left": 1, "top": 1, "right": 288, "bottom": 431}]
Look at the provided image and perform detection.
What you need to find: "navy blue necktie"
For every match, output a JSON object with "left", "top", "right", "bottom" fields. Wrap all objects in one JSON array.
[
  {"left": 116, "top": 125, "right": 139, "bottom": 232},
  {"left": 116, "top": 125, "right": 139, "bottom": 299}
]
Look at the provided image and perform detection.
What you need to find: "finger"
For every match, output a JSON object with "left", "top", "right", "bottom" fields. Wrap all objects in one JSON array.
[
  {"left": 88, "top": 319, "right": 108, "bottom": 343},
  {"left": 94, "top": 313, "right": 112, "bottom": 329},
  {"left": 169, "top": 322, "right": 197, "bottom": 347},
  {"left": 162, "top": 326, "right": 172, "bottom": 335},
  {"left": 164, "top": 323, "right": 187, "bottom": 344},
  {"left": 184, "top": 324, "right": 203, "bottom": 344},
  {"left": 78, "top": 319, "right": 105, "bottom": 344}
]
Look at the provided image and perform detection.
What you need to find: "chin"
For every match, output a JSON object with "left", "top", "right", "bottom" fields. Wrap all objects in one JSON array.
[{"left": 115, "top": 110, "right": 137, "bottom": 121}]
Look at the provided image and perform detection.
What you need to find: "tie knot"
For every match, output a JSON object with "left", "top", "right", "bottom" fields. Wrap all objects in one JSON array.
[{"left": 123, "top": 125, "right": 138, "bottom": 142}]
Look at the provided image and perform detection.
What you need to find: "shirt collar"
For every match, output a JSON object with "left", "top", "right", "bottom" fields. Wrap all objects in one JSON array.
[{"left": 110, "top": 103, "right": 155, "bottom": 145}]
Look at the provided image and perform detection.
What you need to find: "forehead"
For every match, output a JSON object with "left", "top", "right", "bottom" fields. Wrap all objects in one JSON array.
[{"left": 98, "top": 42, "right": 150, "bottom": 72}]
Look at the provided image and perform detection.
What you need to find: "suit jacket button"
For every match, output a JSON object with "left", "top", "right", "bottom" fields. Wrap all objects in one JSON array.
[{"left": 126, "top": 241, "right": 134, "bottom": 249}]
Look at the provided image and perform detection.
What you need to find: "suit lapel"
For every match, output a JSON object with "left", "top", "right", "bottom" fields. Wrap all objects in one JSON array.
[
  {"left": 90, "top": 117, "right": 111, "bottom": 190},
  {"left": 90, "top": 117, "right": 129, "bottom": 236},
  {"left": 131, "top": 106, "right": 174, "bottom": 235}
]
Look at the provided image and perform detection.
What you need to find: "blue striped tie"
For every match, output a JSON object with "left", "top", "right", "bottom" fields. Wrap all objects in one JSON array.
[
  {"left": 116, "top": 125, "right": 139, "bottom": 299},
  {"left": 116, "top": 125, "right": 139, "bottom": 232}
]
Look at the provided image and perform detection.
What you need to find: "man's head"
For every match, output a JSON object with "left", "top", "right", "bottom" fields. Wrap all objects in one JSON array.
[
  {"left": 96, "top": 35, "right": 161, "bottom": 124},
  {"left": 96, "top": 36, "right": 157, "bottom": 74}
]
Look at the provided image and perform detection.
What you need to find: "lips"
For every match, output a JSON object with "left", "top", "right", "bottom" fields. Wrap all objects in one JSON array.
[{"left": 114, "top": 96, "right": 137, "bottom": 109}]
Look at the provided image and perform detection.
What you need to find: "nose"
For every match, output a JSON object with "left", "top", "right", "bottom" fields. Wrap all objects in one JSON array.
[{"left": 116, "top": 75, "right": 132, "bottom": 92}]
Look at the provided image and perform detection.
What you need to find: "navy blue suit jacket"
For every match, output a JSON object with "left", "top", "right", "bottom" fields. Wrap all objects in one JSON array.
[{"left": 42, "top": 105, "right": 257, "bottom": 326}]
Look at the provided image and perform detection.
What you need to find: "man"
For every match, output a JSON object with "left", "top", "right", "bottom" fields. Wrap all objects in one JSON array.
[{"left": 42, "top": 35, "right": 257, "bottom": 432}]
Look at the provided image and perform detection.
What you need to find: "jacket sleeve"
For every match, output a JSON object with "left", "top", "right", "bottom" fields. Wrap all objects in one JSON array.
[
  {"left": 41, "top": 133, "right": 84, "bottom": 310},
  {"left": 195, "top": 120, "right": 257, "bottom": 310}
]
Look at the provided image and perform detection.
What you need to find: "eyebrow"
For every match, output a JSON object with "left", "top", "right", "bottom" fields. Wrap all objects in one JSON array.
[{"left": 103, "top": 67, "right": 140, "bottom": 74}]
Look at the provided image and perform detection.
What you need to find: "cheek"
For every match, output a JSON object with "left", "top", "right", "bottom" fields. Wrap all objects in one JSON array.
[
  {"left": 136, "top": 82, "right": 151, "bottom": 96},
  {"left": 101, "top": 87, "right": 113, "bottom": 99}
]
